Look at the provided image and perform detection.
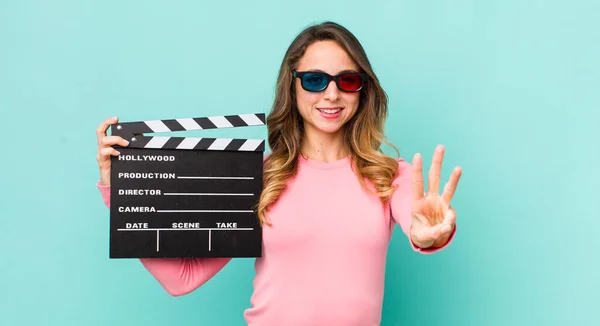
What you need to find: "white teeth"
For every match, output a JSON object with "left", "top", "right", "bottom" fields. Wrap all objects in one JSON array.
[{"left": 318, "top": 108, "right": 341, "bottom": 114}]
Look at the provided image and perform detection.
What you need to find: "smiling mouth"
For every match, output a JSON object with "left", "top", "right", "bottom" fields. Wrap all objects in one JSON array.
[{"left": 317, "top": 107, "right": 343, "bottom": 114}]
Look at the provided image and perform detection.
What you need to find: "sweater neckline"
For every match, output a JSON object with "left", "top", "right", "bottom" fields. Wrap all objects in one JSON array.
[{"left": 299, "top": 154, "right": 351, "bottom": 170}]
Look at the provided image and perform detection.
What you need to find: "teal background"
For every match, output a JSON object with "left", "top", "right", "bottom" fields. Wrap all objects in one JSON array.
[{"left": 1, "top": 0, "right": 598, "bottom": 325}]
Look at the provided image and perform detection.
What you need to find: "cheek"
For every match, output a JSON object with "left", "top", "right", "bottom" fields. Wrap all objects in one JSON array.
[
  {"left": 342, "top": 93, "right": 361, "bottom": 111},
  {"left": 295, "top": 87, "right": 320, "bottom": 109},
  {"left": 294, "top": 83, "right": 306, "bottom": 105}
]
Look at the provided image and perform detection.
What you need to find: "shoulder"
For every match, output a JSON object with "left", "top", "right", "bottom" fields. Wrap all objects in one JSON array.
[
  {"left": 389, "top": 156, "right": 412, "bottom": 203},
  {"left": 393, "top": 156, "right": 412, "bottom": 182}
]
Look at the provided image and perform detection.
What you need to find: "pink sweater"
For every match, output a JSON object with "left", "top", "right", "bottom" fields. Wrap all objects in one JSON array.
[{"left": 97, "top": 155, "right": 454, "bottom": 325}]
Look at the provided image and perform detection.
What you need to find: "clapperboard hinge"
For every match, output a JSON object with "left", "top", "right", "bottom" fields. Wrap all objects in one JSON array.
[{"left": 110, "top": 113, "right": 266, "bottom": 152}]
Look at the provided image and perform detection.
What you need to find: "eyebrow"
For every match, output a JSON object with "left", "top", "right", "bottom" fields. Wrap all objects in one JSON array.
[{"left": 304, "top": 69, "right": 361, "bottom": 74}]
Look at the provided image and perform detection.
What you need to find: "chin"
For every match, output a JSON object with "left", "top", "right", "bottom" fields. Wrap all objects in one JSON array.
[{"left": 312, "top": 121, "right": 347, "bottom": 135}]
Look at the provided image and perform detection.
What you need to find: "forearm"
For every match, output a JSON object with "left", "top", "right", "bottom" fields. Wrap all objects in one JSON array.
[{"left": 139, "top": 257, "right": 231, "bottom": 296}]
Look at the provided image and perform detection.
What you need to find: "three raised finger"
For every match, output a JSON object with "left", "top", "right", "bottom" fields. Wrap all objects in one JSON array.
[
  {"left": 442, "top": 166, "right": 462, "bottom": 204},
  {"left": 428, "top": 145, "right": 445, "bottom": 195},
  {"left": 412, "top": 153, "right": 424, "bottom": 200}
]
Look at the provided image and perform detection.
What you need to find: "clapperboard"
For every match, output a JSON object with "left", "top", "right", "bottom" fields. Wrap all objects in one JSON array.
[{"left": 108, "top": 113, "right": 266, "bottom": 259}]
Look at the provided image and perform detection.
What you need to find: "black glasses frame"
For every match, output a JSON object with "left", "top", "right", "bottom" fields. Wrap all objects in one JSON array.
[{"left": 293, "top": 71, "right": 369, "bottom": 92}]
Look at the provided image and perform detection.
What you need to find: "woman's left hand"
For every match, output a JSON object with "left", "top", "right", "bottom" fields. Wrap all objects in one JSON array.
[{"left": 410, "top": 145, "right": 462, "bottom": 249}]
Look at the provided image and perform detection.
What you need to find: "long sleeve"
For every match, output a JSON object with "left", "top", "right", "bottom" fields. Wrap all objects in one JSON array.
[
  {"left": 97, "top": 182, "right": 232, "bottom": 296},
  {"left": 138, "top": 257, "right": 231, "bottom": 296},
  {"left": 389, "top": 159, "right": 456, "bottom": 254}
]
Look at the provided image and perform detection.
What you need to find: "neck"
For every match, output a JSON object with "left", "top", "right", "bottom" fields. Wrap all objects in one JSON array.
[{"left": 301, "top": 124, "right": 349, "bottom": 163}]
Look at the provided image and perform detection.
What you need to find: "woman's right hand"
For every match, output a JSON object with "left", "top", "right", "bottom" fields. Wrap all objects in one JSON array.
[{"left": 96, "top": 117, "right": 130, "bottom": 186}]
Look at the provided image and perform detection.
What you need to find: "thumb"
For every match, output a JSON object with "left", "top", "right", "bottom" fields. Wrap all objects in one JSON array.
[
  {"left": 411, "top": 223, "right": 441, "bottom": 247},
  {"left": 412, "top": 211, "right": 431, "bottom": 227}
]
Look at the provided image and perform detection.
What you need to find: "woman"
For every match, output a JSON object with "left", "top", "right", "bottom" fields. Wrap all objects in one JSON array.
[{"left": 95, "top": 21, "right": 462, "bottom": 326}]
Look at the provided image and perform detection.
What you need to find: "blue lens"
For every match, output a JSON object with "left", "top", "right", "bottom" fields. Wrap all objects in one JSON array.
[{"left": 302, "top": 73, "right": 328, "bottom": 91}]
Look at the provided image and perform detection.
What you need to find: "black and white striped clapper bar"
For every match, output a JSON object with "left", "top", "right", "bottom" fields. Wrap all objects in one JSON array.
[{"left": 108, "top": 113, "right": 266, "bottom": 259}]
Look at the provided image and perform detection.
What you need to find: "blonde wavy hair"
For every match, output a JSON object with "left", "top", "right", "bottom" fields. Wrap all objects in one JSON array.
[{"left": 257, "top": 21, "right": 400, "bottom": 226}]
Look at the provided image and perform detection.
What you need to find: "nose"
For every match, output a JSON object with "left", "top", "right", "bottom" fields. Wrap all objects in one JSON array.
[{"left": 323, "top": 80, "right": 340, "bottom": 101}]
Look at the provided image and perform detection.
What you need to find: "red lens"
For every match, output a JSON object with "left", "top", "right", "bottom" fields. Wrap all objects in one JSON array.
[{"left": 338, "top": 73, "right": 362, "bottom": 91}]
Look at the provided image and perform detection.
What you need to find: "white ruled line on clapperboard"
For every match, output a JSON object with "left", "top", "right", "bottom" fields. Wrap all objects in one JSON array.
[
  {"left": 116, "top": 228, "right": 255, "bottom": 251},
  {"left": 109, "top": 113, "right": 265, "bottom": 257}
]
